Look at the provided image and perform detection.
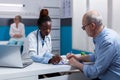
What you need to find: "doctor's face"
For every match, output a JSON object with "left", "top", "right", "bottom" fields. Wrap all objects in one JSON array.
[
  {"left": 14, "top": 16, "right": 20, "bottom": 24},
  {"left": 40, "top": 21, "right": 51, "bottom": 36}
]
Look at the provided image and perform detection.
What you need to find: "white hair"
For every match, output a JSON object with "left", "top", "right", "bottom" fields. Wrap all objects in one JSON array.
[{"left": 85, "top": 13, "right": 103, "bottom": 27}]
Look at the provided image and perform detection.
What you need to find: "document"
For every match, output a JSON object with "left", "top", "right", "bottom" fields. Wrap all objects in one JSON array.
[{"left": 57, "top": 56, "right": 69, "bottom": 65}]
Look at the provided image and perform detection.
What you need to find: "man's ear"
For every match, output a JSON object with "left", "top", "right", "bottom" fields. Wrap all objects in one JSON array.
[{"left": 91, "top": 23, "right": 96, "bottom": 30}]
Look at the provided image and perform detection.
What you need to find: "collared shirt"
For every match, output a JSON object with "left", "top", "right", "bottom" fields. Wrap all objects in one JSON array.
[
  {"left": 83, "top": 27, "right": 120, "bottom": 80},
  {"left": 22, "top": 30, "right": 53, "bottom": 64},
  {"left": 9, "top": 22, "right": 25, "bottom": 41}
]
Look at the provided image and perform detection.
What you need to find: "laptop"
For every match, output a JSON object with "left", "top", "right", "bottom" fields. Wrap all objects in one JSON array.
[{"left": 0, "top": 45, "right": 33, "bottom": 68}]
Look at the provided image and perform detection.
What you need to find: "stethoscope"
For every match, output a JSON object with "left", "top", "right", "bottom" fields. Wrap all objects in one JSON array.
[
  {"left": 36, "top": 30, "right": 39, "bottom": 55},
  {"left": 36, "top": 29, "right": 50, "bottom": 55}
]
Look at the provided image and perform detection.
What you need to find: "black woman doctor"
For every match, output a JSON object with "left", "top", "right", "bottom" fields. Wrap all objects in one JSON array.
[{"left": 22, "top": 9, "right": 62, "bottom": 64}]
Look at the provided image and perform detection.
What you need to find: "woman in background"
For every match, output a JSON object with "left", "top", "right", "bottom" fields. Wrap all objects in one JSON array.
[
  {"left": 22, "top": 9, "right": 62, "bottom": 64},
  {"left": 9, "top": 15, "right": 25, "bottom": 46}
]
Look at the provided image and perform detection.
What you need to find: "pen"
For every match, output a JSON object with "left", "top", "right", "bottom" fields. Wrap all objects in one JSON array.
[{"left": 61, "top": 60, "right": 64, "bottom": 65}]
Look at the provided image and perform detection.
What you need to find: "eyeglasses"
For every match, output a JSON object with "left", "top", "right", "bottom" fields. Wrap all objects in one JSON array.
[{"left": 82, "top": 23, "right": 91, "bottom": 30}]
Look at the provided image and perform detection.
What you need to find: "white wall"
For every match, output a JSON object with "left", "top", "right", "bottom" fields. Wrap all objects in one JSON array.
[
  {"left": 72, "top": 0, "right": 87, "bottom": 51},
  {"left": 89, "top": 0, "right": 108, "bottom": 26},
  {"left": 112, "top": 0, "right": 120, "bottom": 35},
  {"left": 0, "top": 0, "right": 61, "bottom": 18}
]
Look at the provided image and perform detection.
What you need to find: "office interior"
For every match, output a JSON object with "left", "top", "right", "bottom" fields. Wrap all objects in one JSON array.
[{"left": 0, "top": 0, "right": 120, "bottom": 80}]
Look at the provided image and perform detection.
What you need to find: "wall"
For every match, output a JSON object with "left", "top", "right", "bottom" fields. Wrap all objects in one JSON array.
[
  {"left": 60, "top": 0, "right": 72, "bottom": 55},
  {"left": 0, "top": 0, "right": 61, "bottom": 18},
  {"left": 61, "top": 18, "right": 72, "bottom": 55},
  {"left": 111, "top": 0, "right": 120, "bottom": 35},
  {"left": 72, "top": 0, "right": 88, "bottom": 52}
]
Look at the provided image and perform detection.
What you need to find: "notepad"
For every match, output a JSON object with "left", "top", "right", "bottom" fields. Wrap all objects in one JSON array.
[{"left": 57, "top": 56, "right": 69, "bottom": 65}]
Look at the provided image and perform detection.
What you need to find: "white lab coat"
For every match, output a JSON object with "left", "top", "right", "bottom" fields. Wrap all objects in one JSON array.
[
  {"left": 9, "top": 22, "right": 25, "bottom": 41},
  {"left": 22, "top": 30, "right": 52, "bottom": 60}
]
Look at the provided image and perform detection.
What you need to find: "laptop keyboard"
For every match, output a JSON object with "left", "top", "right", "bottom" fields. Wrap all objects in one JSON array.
[{"left": 23, "top": 62, "right": 33, "bottom": 68}]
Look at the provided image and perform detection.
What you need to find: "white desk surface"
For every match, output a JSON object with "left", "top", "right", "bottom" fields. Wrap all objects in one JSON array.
[
  {"left": 0, "top": 62, "right": 74, "bottom": 80},
  {"left": 0, "top": 41, "right": 8, "bottom": 45}
]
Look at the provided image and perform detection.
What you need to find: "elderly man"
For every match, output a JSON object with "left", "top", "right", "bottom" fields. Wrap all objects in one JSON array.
[{"left": 66, "top": 10, "right": 120, "bottom": 80}]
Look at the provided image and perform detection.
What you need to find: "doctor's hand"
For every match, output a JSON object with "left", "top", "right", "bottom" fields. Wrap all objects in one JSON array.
[
  {"left": 13, "top": 34, "right": 22, "bottom": 38},
  {"left": 48, "top": 55, "right": 62, "bottom": 64}
]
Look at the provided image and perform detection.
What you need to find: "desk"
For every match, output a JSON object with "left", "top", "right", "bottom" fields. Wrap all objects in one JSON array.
[
  {"left": 0, "top": 62, "right": 90, "bottom": 80},
  {"left": 0, "top": 41, "right": 8, "bottom": 45}
]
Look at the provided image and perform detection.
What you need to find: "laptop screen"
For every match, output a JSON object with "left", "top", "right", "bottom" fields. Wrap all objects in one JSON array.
[{"left": 0, "top": 45, "right": 23, "bottom": 68}]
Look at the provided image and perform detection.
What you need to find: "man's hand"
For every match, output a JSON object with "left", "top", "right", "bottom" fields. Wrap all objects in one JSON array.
[
  {"left": 49, "top": 55, "right": 62, "bottom": 64},
  {"left": 69, "top": 57, "right": 83, "bottom": 71},
  {"left": 66, "top": 53, "right": 81, "bottom": 60}
]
